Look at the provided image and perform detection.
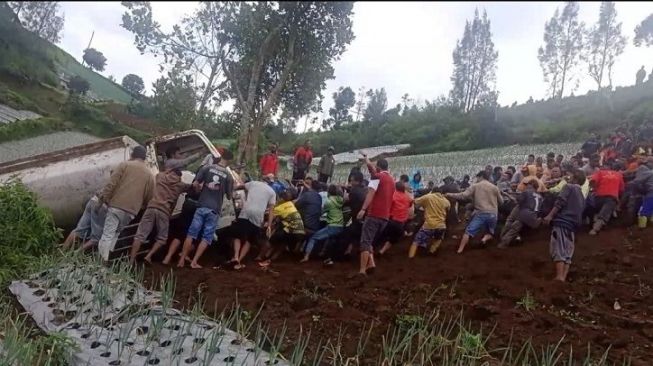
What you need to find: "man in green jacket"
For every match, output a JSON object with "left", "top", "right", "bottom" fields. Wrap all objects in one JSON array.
[{"left": 318, "top": 146, "right": 336, "bottom": 183}]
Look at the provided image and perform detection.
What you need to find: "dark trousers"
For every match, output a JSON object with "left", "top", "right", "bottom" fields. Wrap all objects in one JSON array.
[
  {"left": 318, "top": 173, "right": 330, "bottom": 183},
  {"left": 595, "top": 196, "right": 618, "bottom": 223}
]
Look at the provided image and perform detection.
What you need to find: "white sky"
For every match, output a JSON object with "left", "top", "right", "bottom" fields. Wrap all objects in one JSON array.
[{"left": 58, "top": 1, "right": 653, "bottom": 129}]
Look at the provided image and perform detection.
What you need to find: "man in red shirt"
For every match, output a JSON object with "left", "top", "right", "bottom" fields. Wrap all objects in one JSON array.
[
  {"left": 293, "top": 140, "right": 313, "bottom": 182},
  {"left": 259, "top": 143, "right": 279, "bottom": 177},
  {"left": 589, "top": 162, "right": 625, "bottom": 235},
  {"left": 378, "top": 181, "right": 413, "bottom": 256},
  {"left": 355, "top": 154, "right": 395, "bottom": 276}
]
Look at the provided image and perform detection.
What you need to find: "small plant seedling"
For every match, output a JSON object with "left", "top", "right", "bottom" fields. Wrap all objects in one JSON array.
[{"left": 516, "top": 291, "right": 537, "bottom": 312}]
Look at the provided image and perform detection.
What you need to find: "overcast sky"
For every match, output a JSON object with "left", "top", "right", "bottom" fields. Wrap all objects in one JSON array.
[{"left": 58, "top": 1, "right": 653, "bottom": 129}]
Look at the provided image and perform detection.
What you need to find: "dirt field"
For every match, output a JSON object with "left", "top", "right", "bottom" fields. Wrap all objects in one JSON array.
[{"left": 144, "top": 223, "right": 653, "bottom": 365}]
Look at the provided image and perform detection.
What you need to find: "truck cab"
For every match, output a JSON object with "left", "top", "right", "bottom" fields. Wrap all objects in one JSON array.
[{"left": 114, "top": 130, "right": 246, "bottom": 258}]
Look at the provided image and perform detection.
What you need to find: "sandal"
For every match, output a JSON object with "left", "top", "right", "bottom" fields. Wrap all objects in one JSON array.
[{"left": 234, "top": 263, "right": 246, "bottom": 270}]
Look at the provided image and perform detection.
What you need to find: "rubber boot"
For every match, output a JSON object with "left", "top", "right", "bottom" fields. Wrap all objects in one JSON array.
[
  {"left": 429, "top": 240, "right": 442, "bottom": 254},
  {"left": 638, "top": 216, "right": 648, "bottom": 229},
  {"left": 408, "top": 244, "right": 418, "bottom": 258},
  {"left": 590, "top": 219, "right": 604, "bottom": 236}
]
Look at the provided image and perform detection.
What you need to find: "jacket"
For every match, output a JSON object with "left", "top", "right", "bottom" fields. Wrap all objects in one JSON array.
[
  {"left": 517, "top": 165, "right": 548, "bottom": 193},
  {"left": 516, "top": 188, "right": 543, "bottom": 228},
  {"left": 147, "top": 170, "right": 191, "bottom": 216},
  {"left": 448, "top": 179, "right": 503, "bottom": 215},
  {"left": 318, "top": 153, "right": 336, "bottom": 177},
  {"left": 409, "top": 170, "right": 423, "bottom": 192},
  {"left": 631, "top": 165, "right": 653, "bottom": 198},
  {"left": 294, "top": 146, "right": 313, "bottom": 172},
  {"left": 259, "top": 153, "right": 279, "bottom": 176},
  {"left": 99, "top": 160, "right": 155, "bottom": 215}
]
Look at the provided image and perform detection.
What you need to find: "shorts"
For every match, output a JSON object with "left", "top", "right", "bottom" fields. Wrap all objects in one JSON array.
[
  {"left": 465, "top": 212, "right": 498, "bottom": 237},
  {"left": 381, "top": 220, "right": 406, "bottom": 244},
  {"left": 73, "top": 198, "right": 96, "bottom": 238},
  {"left": 134, "top": 207, "right": 169, "bottom": 243},
  {"left": 187, "top": 207, "right": 219, "bottom": 244},
  {"left": 413, "top": 228, "right": 446, "bottom": 248},
  {"left": 639, "top": 196, "right": 653, "bottom": 217},
  {"left": 231, "top": 218, "right": 262, "bottom": 245},
  {"left": 550, "top": 226, "right": 575, "bottom": 264},
  {"left": 359, "top": 216, "right": 387, "bottom": 253}
]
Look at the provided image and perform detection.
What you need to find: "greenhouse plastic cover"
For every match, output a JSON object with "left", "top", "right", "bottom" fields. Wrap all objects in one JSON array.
[{"left": 9, "top": 264, "right": 287, "bottom": 366}]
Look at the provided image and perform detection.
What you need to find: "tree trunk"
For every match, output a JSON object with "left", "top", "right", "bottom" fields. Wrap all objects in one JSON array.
[
  {"left": 245, "top": 120, "right": 264, "bottom": 164},
  {"left": 199, "top": 57, "right": 221, "bottom": 113},
  {"left": 236, "top": 113, "right": 252, "bottom": 164}
]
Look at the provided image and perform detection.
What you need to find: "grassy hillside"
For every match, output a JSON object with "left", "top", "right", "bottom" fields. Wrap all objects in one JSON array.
[{"left": 0, "top": 6, "right": 132, "bottom": 103}]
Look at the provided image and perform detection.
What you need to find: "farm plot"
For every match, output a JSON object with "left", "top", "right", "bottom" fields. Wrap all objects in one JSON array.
[
  {"left": 280, "top": 143, "right": 581, "bottom": 183},
  {"left": 144, "top": 224, "right": 653, "bottom": 365},
  {"left": 9, "top": 255, "right": 289, "bottom": 366}
]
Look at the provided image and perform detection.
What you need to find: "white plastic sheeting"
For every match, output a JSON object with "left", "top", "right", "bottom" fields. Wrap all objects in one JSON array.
[{"left": 9, "top": 263, "right": 286, "bottom": 366}]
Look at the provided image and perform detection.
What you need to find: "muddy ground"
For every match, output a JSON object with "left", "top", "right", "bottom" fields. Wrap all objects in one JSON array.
[{"left": 143, "top": 223, "right": 653, "bottom": 365}]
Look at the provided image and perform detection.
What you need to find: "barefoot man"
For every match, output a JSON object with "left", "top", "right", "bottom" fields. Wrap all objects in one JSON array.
[
  {"left": 356, "top": 154, "right": 395, "bottom": 276},
  {"left": 178, "top": 153, "right": 233, "bottom": 268},
  {"left": 129, "top": 159, "right": 192, "bottom": 264}
]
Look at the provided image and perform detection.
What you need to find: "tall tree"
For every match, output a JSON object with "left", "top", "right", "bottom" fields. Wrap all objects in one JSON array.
[
  {"left": 353, "top": 85, "right": 367, "bottom": 122},
  {"left": 122, "top": 74, "right": 145, "bottom": 95},
  {"left": 219, "top": 2, "right": 355, "bottom": 164},
  {"left": 538, "top": 2, "right": 585, "bottom": 99},
  {"left": 587, "top": 2, "right": 626, "bottom": 90},
  {"left": 82, "top": 48, "right": 107, "bottom": 72},
  {"left": 634, "top": 14, "right": 653, "bottom": 47},
  {"left": 121, "top": 2, "right": 228, "bottom": 113},
  {"left": 363, "top": 88, "right": 387, "bottom": 122},
  {"left": 8, "top": 1, "right": 65, "bottom": 43},
  {"left": 449, "top": 9, "right": 498, "bottom": 113},
  {"left": 323, "top": 86, "right": 355, "bottom": 130},
  {"left": 123, "top": 1, "right": 354, "bottom": 164},
  {"left": 400, "top": 93, "right": 412, "bottom": 115}
]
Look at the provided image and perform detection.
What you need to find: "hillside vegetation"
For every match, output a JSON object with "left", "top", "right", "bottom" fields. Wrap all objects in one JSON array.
[
  {"left": 0, "top": 6, "right": 132, "bottom": 103},
  {"left": 275, "top": 82, "right": 653, "bottom": 156},
  {"left": 0, "top": 4, "right": 151, "bottom": 145}
]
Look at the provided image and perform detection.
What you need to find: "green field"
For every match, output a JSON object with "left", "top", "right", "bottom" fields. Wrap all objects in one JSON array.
[{"left": 279, "top": 142, "right": 581, "bottom": 184}]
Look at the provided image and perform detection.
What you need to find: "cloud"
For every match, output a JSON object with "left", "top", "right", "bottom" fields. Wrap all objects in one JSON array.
[{"left": 55, "top": 1, "right": 653, "bottom": 124}]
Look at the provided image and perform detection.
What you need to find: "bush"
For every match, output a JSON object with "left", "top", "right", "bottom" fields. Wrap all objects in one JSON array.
[{"left": 0, "top": 180, "right": 61, "bottom": 285}]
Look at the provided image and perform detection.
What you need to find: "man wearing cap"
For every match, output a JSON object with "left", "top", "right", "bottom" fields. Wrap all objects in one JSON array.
[
  {"left": 96, "top": 146, "right": 155, "bottom": 261},
  {"left": 317, "top": 146, "right": 336, "bottom": 183},
  {"left": 129, "top": 158, "right": 194, "bottom": 264}
]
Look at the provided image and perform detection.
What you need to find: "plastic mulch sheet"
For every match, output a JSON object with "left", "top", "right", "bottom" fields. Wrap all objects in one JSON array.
[{"left": 9, "top": 264, "right": 286, "bottom": 366}]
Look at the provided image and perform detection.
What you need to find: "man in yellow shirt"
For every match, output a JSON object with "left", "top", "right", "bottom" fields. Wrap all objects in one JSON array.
[
  {"left": 408, "top": 187, "right": 451, "bottom": 258},
  {"left": 257, "top": 189, "right": 305, "bottom": 267}
]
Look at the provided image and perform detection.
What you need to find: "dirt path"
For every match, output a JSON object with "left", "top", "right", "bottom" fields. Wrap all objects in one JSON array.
[{"left": 143, "top": 224, "right": 653, "bottom": 364}]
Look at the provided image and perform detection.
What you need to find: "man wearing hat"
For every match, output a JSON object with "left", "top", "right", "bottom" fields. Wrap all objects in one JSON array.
[
  {"left": 317, "top": 146, "right": 336, "bottom": 183},
  {"left": 96, "top": 145, "right": 155, "bottom": 261}
]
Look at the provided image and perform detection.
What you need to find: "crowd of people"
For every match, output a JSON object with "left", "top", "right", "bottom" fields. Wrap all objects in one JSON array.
[{"left": 61, "top": 128, "right": 653, "bottom": 282}]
